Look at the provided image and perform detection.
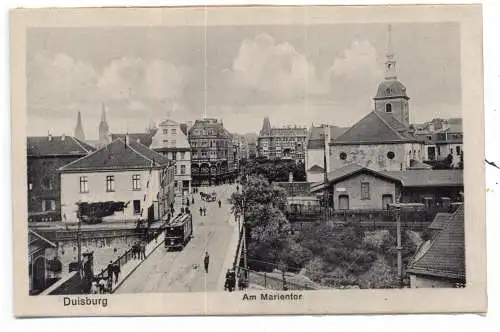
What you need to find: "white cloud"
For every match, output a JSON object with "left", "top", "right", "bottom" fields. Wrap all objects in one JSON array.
[
  {"left": 222, "top": 33, "right": 326, "bottom": 103},
  {"left": 27, "top": 53, "right": 98, "bottom": 109}
]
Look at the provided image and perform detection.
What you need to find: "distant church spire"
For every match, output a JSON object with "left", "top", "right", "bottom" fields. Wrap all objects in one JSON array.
[
  {"left": 260, "top": 117, "right": 272, "bottom": 136},
  {"left": 99, "top": 102, "right": 110, "bottom": 146},
  {"left": 74, "top": 111, "right": 85, "bottom": 141},
  {"left": 384, "top": 24, "right": 397, "bottom": 80}
]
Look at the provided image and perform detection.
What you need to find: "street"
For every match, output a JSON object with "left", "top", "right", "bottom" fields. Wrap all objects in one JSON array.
[{"left": 115, "top": 184, "right": 238, "bottom": 293}]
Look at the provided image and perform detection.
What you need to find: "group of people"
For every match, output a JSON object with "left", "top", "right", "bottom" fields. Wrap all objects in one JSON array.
[
  {"left": 132, "top": 241, "right": 147, "bottom": 260},
  {"left": 90, "top": 261, "right": 121, "bottom": 294},
  {"left": 224, "top": 269, "right": 237, "bottom": 292}
]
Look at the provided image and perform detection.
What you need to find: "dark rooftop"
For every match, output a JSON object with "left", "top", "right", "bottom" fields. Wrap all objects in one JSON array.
[{"left": 27, "top": 135, "right": 95, "bottom": 157}]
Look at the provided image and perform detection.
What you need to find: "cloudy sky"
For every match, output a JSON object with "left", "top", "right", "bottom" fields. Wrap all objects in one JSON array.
[{"left": 26, "top": 22, "right": 461, "bottom": 139}]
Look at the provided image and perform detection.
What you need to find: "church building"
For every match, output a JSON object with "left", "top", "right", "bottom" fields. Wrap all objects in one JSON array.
[{"left": 329, "top": 25, "right": 424, "bottom": 172}]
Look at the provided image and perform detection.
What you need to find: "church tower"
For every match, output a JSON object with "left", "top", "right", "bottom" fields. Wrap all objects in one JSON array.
[
  {"left": 374, "top": 25, "right": 410, "bottom": 127},
  {"left": 98, "top": 103, "right": 110, "bottom": 146},
  {"left": 74, "top": 111, "right": 85, "bottom": 141}
]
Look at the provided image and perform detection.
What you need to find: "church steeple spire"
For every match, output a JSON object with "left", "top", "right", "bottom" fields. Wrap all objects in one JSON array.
[
  {"left": 384, "top": 24, "right": 397, "bottom": 80},
  {"left": 74, "top": 111, "right": 85, "bottom": 141},
  {"left": 99, "top": 102, "right": 110, "bottom": 146}
]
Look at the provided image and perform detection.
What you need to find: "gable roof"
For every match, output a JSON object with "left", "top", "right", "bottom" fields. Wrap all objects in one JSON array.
[
  {"left": 307, "top": 126, "right": 349, "bottom": 149},
  {"left": 428, "top": 212, "right": 453, "bottom": 230},
  {"left": 59, "top": 138, "right": 171, "bottom": 172},
  {"left": 27, "top": 136, "right": 95, "bottom": 157},
  {"left": 407, "top": 205, "right": 465, "bottom": 280},
  {"left": 386, "top": 169, "right": 463, "bottom": 187},
  {"left": 110, "top": 133, "right": 154, "bottom": 148},
  {"left": 333, "top": 111, "right": 418, "bottom": 145},
  {"left": 307, "top": 164, "right": 325, "bottom": 173},
  {"left": 310, "top": 163, "right": 400, "bottom": 192}
]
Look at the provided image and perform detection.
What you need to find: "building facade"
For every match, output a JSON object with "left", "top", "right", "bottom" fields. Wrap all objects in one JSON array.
[
  {"left": 188, "top": 118, "right": 236, "bottom": 186},
  {"left": 258, "top": 117, "right": 307, "bottom": 163},
  {"left": 27, "top": 135, "right": 95, "bottom": 222},
  {"left": 59, "top": 138, "right": 175, "bottom": 222},
  {"left": 151, "top": 119, "right": 192, "bottom": 195}
]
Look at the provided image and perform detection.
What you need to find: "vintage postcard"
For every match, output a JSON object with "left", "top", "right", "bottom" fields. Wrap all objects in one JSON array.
[{"left": 11, "top": 4, "right": 486, "bottom": 317}]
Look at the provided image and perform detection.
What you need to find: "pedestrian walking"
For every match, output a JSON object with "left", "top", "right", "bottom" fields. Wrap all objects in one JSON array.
[
  {"left": 141, "top": 241, "right": 146, "bottom": 259},
  {"left": 224, "top": 269, "right": 231, "bottom": 291},
  {"left": 113, "top": 262, "right": 121, "bottom": 284},
  {"left": 199, "top": 207, "right": 203, "bottom": 216},
  {"left": 107, "top": 261, "right": 114, "bottom": 285},
  {"left": 203, "top": 251, "right": 210, "bottom": 273},
  {"left": 218, "top": 200, "right": 221, "bottom": 208},
  {"left": 203, "top": 207, "right": 207, "bottom": 216},
  {"left": 91, "top": 279, "right": 99, "bottom": 294}
]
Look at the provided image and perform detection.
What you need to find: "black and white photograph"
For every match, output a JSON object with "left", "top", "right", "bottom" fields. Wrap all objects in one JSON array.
[{"left": 11, "top": 4, "right": 486, "bottom": 316}]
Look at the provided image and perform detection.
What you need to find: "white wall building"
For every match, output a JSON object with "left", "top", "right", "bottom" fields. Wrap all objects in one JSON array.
[
  {"left": 59, "top": 137, "right": 175, "bottom": 222},
  {"left": 151, "top": 119, "right": 192, "bottom": 195}
]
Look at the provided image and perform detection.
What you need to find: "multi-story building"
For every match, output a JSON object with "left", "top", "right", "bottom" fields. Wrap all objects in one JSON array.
[
  {"left": 59, "top": 137, "right": 175, "bottom": 222},
  {"left": 188, "top": 118, "right": 236, "bottom": 186},
  {"left": 248, "top": 141, "right": 257, "bottom": 159},
  {"left": 257, "top": 117, "right": 307, "bottom": 163},
  {"left": 414, "top": 119, "right": 463, "bottom": 168},
  {"left": 151, "top": 119, "right": 192, "bottom": 195},
  {"left": 27, "top": 134, "right": 95, "bottom": 222}
]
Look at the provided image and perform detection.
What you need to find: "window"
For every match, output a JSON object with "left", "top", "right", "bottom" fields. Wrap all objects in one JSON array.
[
  {"left": 106, "top": 175, "right": 115, "bottom": 192},
  {"left": 132, "top": 174, "right": 141, "bottom": 190},
  {"left": 42, "top": 200, "right": 56, "bottom": 212},
  {"left": 175, "top": 165, "right": 178, "bottom": 174},
  {"left": 387, "top": 151, "right": 395, "bottom": 160},
  {"left": 174, "top": 180, "right": 178, "bottom": 188},
  {"left": 42, "top": 176, "right": 54, "bottom": 190},
  {"left": 133, "top": 200, "right": 141, "bottom": 215},
  {"left": 172, "top": 152, "right": 177, "bottom": 161},
  {"left": 456, "top": 146, "right": 461, "bottom": 155},
  {"left": 170, "top": 140, "right": 176, "bottom": 147},
  {"left": 180, "top": 165, "right": 186, "bottom": 174},
  {"left": 339, "top": 152, "right": 347, "bottom": 160},
  {"left": 180, "top": 152, "right": 186, "bottom": 160},
  {"left": 172, "top": 128, "right": 177, "bottom": 135},
  {"left": 79, "top": 176, "right": 88, "bottom": 193},
  {"left": 163, "top": 129, "right": 168, "bottom": 134},
  {"left": 385, "top": 103, "right": 392, "bottom": 113},
  {"left": 361, "top": 182, "right": 370, "bottom": 200}
]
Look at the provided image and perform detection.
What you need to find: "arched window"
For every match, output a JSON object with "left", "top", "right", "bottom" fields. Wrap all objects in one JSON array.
[{"left": 385, "top": 103, "right": 392, "bottom": 113}]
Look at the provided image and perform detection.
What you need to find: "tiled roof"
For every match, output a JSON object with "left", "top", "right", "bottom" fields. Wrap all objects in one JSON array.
[
  {"left": 270, "top": 127, "right": 307, "bottom": 137},
  {"left": 428, "top": 212, "right": 453, "bottom": 230},
  {"left": 110, "top": 133, "right": 154, "bottom": 148},
  {"left": 59, "top": 138, "right": 171, "bottom": 172},
  {"left": 275, "top": 182, "right": 312, "bottom": 197},
  {"left": 307, "top": 126, "right": 348, "bottom": 149},
  {"left": 27, "top": 136, "right": 95, "bottom": 157},
  {"left": 307, "top": 164, "right": 325, "bottom": 173},
  {"left": 407, "top": 205, "right": 465, "bottom": 279},
  {"left": 333, "top": 111, "right": 417, "bottom": 145},
  {"left": 310, "top": 163, "right": 400, "bottom": 192},
  {"left": 386, "top": 169, "right": 463, "bottom": 187}
]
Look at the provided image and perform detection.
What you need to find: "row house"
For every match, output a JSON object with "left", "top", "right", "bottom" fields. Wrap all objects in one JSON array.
[
  {"left": 151, "top": 119, "right": 192, "bottom": 195},
  {"left": 188, "top": 118, "right": 237, "bottom": 186},
  {"left": 258, "top": 117, "right": 307, "bottom": 163}
]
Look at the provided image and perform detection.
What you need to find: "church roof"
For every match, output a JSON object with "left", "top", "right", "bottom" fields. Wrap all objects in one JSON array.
[
  {"left": 260, "top": 117, "right": 272, "bottom": 136},
  {"left": 59, "top": 138, "right": 171, "bottom": 172},
  {"left": 333, "top": 111, "right": 417, "bottom": 145},
  {"left": 374, "top": 79, "right": 409, "bottom": 100},
  {"left": 407, "top": 205, "right": 465, "bottom": 280},
  {"left": 307, "top": 126, "right": 349, "bottom": 149}
]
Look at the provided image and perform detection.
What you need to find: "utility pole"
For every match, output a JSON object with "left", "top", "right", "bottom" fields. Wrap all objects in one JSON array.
[
  {"left": 76, "top": 201, "right": 82, "bottom": 267},
  {"left": 395, "top": 205, "right": 403, "bottom": 287},
  {"left": 322, "top": 127, "right": 329, "bottom": 221}
]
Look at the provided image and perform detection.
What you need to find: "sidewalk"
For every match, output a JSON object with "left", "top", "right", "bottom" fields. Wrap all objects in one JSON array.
[
  {"left": 110, "top": 233, "right": 165, "bottom": 293},
  {"left": 215, "top": 211, "right": 241, "bottom": 291}
]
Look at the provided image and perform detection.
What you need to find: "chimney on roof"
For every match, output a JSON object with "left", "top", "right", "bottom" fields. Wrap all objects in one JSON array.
[
  {"left": 48, "top": 132, "right": 52, "bottom": 141},
  {"left": 61, "top": 133, "right": 66, "bottom": 141}
]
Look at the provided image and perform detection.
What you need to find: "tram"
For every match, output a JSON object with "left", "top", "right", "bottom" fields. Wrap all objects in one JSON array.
[{"left": 164, "top": 213, "right": 193, "bottom": 251}]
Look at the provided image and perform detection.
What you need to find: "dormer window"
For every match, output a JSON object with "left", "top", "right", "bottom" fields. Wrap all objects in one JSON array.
[{"left": 385, "top": 103, "right": 392, "bottom": 113}]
